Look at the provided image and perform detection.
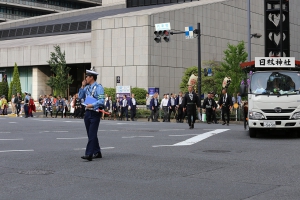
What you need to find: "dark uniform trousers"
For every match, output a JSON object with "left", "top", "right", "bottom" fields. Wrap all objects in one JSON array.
[
  {"left": 162, "top": 106, "right": 169, "bottom": 122},
  {"left": 150, "top": 106, "right": 159, "bottom": 121},
  {"left": 84, "top": 110, "right": 101, "bottom": 156},
  {"left": 24, "top": 104, "right": 29, "bottom": 117},
  {"left": 168, "top": 105, "right": 176, "bottom": 121},
  {"left": 56, "top": 105, "right": 64, "bottom": 118},
  {"left": 130, "top": 105, "right": 136, "bottom": 120},
  {"left": 187, "top": 103, "right": 196, "bottom": 126},
  {"left": 177, "top": 104, "right": 184, "bottom": 122},
  {"left": 222, "top": 106, "right": 230, "bottom": 124},
  {"left": 206, "top": 108, "right": 213, "bottom": 123}
]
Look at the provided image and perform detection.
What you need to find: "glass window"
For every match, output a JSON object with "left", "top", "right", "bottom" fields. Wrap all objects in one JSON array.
[{"left": 251, "top": 72, "right": 300, "bottom": 95}]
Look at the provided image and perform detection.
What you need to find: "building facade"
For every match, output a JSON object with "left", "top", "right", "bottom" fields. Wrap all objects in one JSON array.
[
  {"left": 0, "top": 0, "right": 101, "bottom": 22},
  {"left": 0, "top": 0, "right": 299, "bottom": 100}
]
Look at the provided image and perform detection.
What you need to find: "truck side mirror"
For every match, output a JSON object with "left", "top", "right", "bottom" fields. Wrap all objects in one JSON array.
[{"left": 240, "top": 85, "right": 247, "bottom": 97}]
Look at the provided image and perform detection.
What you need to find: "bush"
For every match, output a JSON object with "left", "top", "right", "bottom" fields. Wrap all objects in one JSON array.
[
  {"left": 104, "top": 88, "right": 116, "bottom": 100},
  {"left": 136, "top": 99, "right": 146, "bottom": 105}
]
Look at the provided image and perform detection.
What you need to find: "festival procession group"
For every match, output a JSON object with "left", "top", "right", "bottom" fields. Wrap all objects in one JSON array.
[{"left": 0, "top": 68, "right": 242, "bottom": 161}]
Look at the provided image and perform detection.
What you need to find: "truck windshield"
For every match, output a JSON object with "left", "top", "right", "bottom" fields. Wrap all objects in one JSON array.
[{"left": 251, "top": 72, "right": 300, "bottom": 95}]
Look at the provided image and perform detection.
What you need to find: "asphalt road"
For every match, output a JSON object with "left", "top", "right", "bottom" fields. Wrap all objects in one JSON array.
[{"left": 1, "top": 116, "right": 300, "bottom": 200}]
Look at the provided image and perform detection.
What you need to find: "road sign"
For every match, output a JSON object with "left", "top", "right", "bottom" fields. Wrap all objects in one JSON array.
[
  {"left": 155, "top": 22, "right": 171, "bottom": 31},
  {"left": 116, "top": 76, "right": 120, "bottom": 83},
  {"left": 207, "top": 68, "right": 212, "bottom": 76},
  {"left": 185, "top": 26, "right": 194, "bottom": 39},
  {"left": 255, "top": 57, "right": 295, "bottom": 68}
]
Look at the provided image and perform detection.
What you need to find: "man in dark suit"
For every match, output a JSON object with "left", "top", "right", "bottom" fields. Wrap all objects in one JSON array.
[
  {"left": 218, "top": 89, "right": 233, "bottom": 126},
  {"left": 120, "top": 95, "right": 129, "bottom": 121},
  {"left": 175, "top": 92, "right": 184, "bottom": 123},
  {"left": 202, "top": 92, "right": 217, "bottom": 124},
  {"left": 149, "top": 93, "right": 159, "bottom": 122},
  {"left": 182, "top": 86, "right": 200, "bottom": 129},
  {"left": 128, "top": 93, "right": 137, "bottom": 121}
]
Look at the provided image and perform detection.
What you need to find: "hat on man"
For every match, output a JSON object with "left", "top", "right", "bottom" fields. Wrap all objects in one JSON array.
[
  {"left": 86, "top": 70, "right": 98, "bottom": 76},
  {"left": 24, "top": 91, "right": 28, "bottom": 94}
]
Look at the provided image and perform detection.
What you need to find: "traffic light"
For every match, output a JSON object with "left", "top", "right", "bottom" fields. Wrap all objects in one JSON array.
[
  {"left": 163, "top": 30, "right": 170, "bottom": 42},
  {"left": 154, "top": 31, "right": 161, "bottom": 43}
]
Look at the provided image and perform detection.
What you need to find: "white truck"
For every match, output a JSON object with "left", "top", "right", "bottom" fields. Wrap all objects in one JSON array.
[{"left": 241, "top": 57, "right": 300, "bottom": 138}]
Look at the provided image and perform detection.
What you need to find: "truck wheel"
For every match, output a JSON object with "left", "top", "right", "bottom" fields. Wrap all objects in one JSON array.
[{"left": 249, "top": 128, "right": 256, "bottom": 138}]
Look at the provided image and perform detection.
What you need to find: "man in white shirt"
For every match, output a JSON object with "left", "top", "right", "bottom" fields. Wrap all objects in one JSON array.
[
  {"left": 120, "top": 95, "right": 129, "bottom": 121},
  {"left": 129, "top": 93, "right": 137, "bottom": 121},
  {"left": 160, "top": 94, "right": 169, "bottom": 122},
  {"left": 168, "top": 93, "right": 176, "bottom": 122}
]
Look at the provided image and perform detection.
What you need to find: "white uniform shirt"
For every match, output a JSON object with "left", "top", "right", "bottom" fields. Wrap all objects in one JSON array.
[
  {"left": 131, "top": 98, "right": 136, "bottom": 106},
  {"left": 160, "top": 98, "right": 169, "bottom": 108}
]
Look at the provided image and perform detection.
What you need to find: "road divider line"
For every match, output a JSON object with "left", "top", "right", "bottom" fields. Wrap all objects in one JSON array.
[
  {"left": 0, "top": 150, "right": 34, "bottom": 153},
  {"left": 153, "top": 129, "right": 230, "bottom": 147},
  {"left": 159, "top": 129, "right": 185, "bottom": 132},
  {"left": 0, "top": 138, "right": 23, "bottom": 141},
  {"left": 56, "top": 137, "right": 88, "bottom": 140},
  {"left": 0, "top": 132, "right": 11, "bottom": 133},
  {"left": 122, "top": 136, "right": 154, "bottom": 139}
]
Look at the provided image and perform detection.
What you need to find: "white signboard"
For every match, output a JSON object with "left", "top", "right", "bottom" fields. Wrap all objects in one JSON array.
[
  {"left": 0, "top": 74, "right": 2, "bottom": 82},
  {"left": 116, "top": 86, "right": 131, "bottom": 94},
  {"left": 255, "top": 57, "right": 295, "bottom": 68},
  {"left": 155, "top": 22, "right": 171, "bottom": 31}
]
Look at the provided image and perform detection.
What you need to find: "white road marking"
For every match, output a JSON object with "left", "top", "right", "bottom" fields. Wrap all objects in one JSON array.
[
  {"left": 159, "top": 129, "right": 185, "bottom": 132},
  {"left": 56, "top": 137, "right": 88, "bottom": 140},
  {"left": 74, "top": 147, "right": 115, "bottom": 150},
  {"left": 40, "top": 131, "right": 69, "bottom": 133},
  {"left": 110, "top": 130, "right": 119, "bottom": 132},
  {"left": 169, "top": 134, "right": 198, "bottom": 137},
  {"left": 9, "top": 122, "right": 17, "bottom": 123},
  {"left": 153, "top": 129, "right": 230, "bottom": 147},
  {"left": 39, "top": 120, "right": 53, "bottom": 122},
  {"left": 122, "top": 136, "right": 154, "bottom": 138},
  {"left": 0, "top": 150, "right": 34, "bottom": 153},
  {"left": 0, "top": 138, "right": 23, "bottom": 141},
  {"left": 0, "top": 132, "right": 11, "bottom": 133}
]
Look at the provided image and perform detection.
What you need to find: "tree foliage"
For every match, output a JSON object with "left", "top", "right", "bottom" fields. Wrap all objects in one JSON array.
[
  {"left": 47, "top": 45, "right": 73, "bottom": 97},
  {"left": 179, "top": 66, "right": 198, "bottom": 93},
  {"left": 104, "top": 87, "right": 116, "bottom": 100},
  {"left": 8, "top": 63, "right": 22, "bottom": 99},
  {"left": 179, "top": 41, "right": 247, "bottom": 97},
  {"left": 0, "top": 80, "right": 8, "bottom": 98},
  {"left": 219, "top": 41, "right": 248, "bottom": 95}
]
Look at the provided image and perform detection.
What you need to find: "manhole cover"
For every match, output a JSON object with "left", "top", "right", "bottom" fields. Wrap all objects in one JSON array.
[
  {"left": 18, "top": 170, "right": 54, "bottom": 175},
  {"left": 203, "top": 150, "right": 231, "bottom": 153}
]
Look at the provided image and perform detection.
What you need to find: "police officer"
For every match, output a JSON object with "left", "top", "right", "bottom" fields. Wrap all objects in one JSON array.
[
  {"left": 182, "top": 85, "right": 200, "bottom": 129},
  {"left": 24, "top": 91, "right": 30, "bottom": 118},
  {"left": 79, "top": 69, "right": 105, "bottom": 161},
  {"left": 202, "top": 93, "right": 217, "bottom": 124}
]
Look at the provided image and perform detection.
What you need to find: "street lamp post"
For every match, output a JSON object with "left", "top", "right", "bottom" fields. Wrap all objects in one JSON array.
[{"left": 247, "top": 0, "right": 251, "bottom": 61}]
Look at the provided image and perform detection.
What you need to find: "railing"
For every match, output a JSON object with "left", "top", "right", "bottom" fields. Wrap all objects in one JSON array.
[{"left": 0, "top": 0, "right": 83, "bottom": 11}]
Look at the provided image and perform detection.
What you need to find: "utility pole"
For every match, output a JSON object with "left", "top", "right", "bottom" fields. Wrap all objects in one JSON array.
[{"left": 197, "top": 23, "right": 202, "bottom": 115}]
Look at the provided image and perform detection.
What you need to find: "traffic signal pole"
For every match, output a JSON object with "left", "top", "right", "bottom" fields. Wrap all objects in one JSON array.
[
  {"left": 197, "top": 23, "right": 202, "bottom": 115},
  {"left": 158, "top": 23, "right": 202, "bottom": 115}
]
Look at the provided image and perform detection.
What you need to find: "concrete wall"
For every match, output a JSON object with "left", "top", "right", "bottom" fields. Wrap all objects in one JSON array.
[
  {"left": 0, "top": 33, "right": 91, "bottom": 67},
  {"left": 32, "top": 66, "right": 52, "bottom": 100}
]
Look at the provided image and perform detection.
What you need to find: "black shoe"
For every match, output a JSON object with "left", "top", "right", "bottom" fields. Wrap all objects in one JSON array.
[
  {"left": 227, "top": 123, "right": 229, "bottom": 126},
  {"left": 148, "top": 117, "right": 150, "bottom": 122},
  {"left": 222, "top": 122, "right": 226, "bottom": 125},
  {"left": 189, "top": 126, "right": 192, "bottom": 129},
  {"left": 93, "top": 152, "right": 102, "bottom": 159},
  {"left": 215, "top": 121, "right": 219, "bottom": 124},
  {"left": 192, "top": 123, "right": 194, "bottom": 129},
  {"left": 81, "top": 155, "right": 92, "bottom": 161},
  {"left": 127, "top": 119, "right": 130, "bottom": 121}
]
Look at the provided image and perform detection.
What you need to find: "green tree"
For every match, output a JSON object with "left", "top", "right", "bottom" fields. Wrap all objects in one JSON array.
[
  {"left": 219, "top": 41, "right": 248, "bottom": 95},
  {"left": 201, "top": 61, "right": 225, "bottom": 94},
  {"left": 179, "top": 66, "right": 198, "bottom": 93},
  {"left": 8, "top": 63, "right": 22, "bottom": 99},
  {"left": 0, "top": 80, "right": 9, "bottom": 98},
  {"left": 47, "top": 45, "right": 73, "bottom": 97},
  {"left": 104, "top": 87, "right": 116, "bottom": 100},
  {"left": 131, "top": 87, "right": 147, "bottom": 105}
]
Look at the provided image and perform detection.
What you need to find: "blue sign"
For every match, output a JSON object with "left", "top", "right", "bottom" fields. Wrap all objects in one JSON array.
[
  {"left": 185, "top": 26, "right": 194, "bottom": 39},
  {"left": 207, "top": 68, "right": 212, "bottom": 76},
  {"left": 148, "top": 88, "right": 159, "bottom": 96}
]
